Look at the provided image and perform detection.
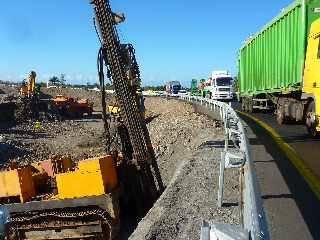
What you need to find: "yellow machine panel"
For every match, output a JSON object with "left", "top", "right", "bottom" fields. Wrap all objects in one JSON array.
[
  {"left": 0, "top": 167, "right": 35, "bottom": 203},
  {"left": 56, "top": 155, "right": 118, "bottom": 199},
  {"left": 108, "top": 105, "right": 121, "bottom": 115}
]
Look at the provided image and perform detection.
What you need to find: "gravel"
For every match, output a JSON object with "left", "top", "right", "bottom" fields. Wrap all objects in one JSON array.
[
  {"left": 130, "top": 98, "right": 240, "bottom": 240},
  {"left": 0, "top": 117, "right": 106, "bottom": 166}
]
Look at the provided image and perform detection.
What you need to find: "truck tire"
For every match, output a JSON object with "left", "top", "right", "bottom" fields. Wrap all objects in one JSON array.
[
  {"left": 241, "top": 98, "right": 246, "bottom": 112},
  {"left": 306, "top": 101, "right": 318, "bottom": 137},
  {"left": 248, "top": 97, "right": 253, "bottom": 113},
  {"left": 276, "top": 104, "right": 285, "bottom": 125}
]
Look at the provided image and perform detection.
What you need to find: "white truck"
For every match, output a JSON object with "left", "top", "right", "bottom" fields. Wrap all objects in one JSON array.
[{"left": 204, "top": 71, "right": 234, "bottom": 101}]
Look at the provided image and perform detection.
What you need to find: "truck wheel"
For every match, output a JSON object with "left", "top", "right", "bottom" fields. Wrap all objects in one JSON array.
[
  {"left": 248, "top": 98, "right": 253, "bottom": 113},
  {"left": 241, "top": 98, "right": 246, "bottom": 112},
  {"left": 306, "top": 101, "right": 318, "bottom": 137},
  {"left": 276, "top": 104, "right": 285, "bottom": 125}
]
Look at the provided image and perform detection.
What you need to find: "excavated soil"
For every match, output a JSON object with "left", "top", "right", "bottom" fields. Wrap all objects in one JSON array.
[
  {"left": 41, "top": 87, "right": 104, "bottom": 108},
  {"left": 0, "top": 93, "right": 241, "bottom": 239},
  {"left": 130, "top": 98, "right": 240, "bottom": 240},
  {"left": 0, "top": 85, "right": 106, "bottom": 165}
]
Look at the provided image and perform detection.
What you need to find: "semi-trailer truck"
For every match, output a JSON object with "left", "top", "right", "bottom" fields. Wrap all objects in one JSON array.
[{"left": 238, "top": 0, "right": 320, "bottom": 136}]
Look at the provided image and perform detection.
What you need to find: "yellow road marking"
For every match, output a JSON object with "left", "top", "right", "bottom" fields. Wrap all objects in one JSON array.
[{"left": 237, "top": 110, "right": 320, "bottom": 200}]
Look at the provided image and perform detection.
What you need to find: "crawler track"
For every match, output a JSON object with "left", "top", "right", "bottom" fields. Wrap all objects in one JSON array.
[{"left": 8, "top": 207, "right": 117, "bottom": 240}]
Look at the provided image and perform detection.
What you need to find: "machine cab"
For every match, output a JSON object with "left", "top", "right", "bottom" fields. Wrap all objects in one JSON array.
[{"left": 303, "top": 18, "right": 320, "bottom": 132}]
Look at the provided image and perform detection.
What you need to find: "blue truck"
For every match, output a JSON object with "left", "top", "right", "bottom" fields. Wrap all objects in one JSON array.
[{"left": 166, "top": 81, "right": 181, "bottom": 94}]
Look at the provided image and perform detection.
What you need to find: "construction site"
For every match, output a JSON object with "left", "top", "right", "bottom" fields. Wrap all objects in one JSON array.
[
  {"left": 0, "top": 81, "right": 241, "bottom": 239},
  {"left": 2, "top": 0, "right": 320, "bottom": 240},
  {"left": 0, "top": 1, "right": 241, "bottom": 239}
]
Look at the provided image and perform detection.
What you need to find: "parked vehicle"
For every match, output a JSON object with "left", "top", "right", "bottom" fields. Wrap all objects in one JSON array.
[
  {"left": 190, "top": 79, "right": 206, "bottom": 96},
  {"left": 238, "top": 0, "right": 320, "bottom": 135},
  {"left": 166, "top": 81, "right": 181, "bottom": 94},
  {"left": 177, "top": 89, "right": 188, "bottom": 95},
  {"left": 52, "top": 95, "right": 93, "bottom": 118},
  {"left": 203, "top": 71, "right": 234, "bottom": 101},
  {"left": 190, "top": 79, "right": 199, "bottom": 96}
]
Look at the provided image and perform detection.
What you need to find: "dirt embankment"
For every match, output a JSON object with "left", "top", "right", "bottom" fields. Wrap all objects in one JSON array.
[
  {"left": 0, "top": 119, "right": 106, "bottom": 166},
  {"left": 0, "top": 84, "right": 106, "bottom": 109},
  {"left": 130, "top": 98, "right": 240, "bottom": 240},
  {"left": 0, "top": 83, "right": 19, "bottom": 103},
  {"left": 41, "top": 87, "right": 104, "bottom": 109}
]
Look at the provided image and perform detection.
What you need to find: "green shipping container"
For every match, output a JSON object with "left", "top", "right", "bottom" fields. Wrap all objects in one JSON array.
[{"left": 238, "top": 0, "right": 320, "bottom": 96}]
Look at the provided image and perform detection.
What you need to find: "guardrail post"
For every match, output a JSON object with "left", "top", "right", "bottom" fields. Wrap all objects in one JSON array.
[{"left": 218, "top": 151, "right": 226, "bottom": 207}]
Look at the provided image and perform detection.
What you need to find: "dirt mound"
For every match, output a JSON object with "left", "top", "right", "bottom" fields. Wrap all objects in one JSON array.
[
  {"left": 0, "top": 118, "right": 105, "bottom": 166},
  {"left": 130, "top": 98, "right": 240, "bottom": 240},
  {"left": 41, "top": 87, "right": 105, "bottom": 109},
  {"left": 0, "top": 83, "right": 19, "bottom": 97}
]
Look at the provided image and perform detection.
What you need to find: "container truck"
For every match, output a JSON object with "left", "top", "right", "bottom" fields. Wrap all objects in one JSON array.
[
  {"left": 238, "top": 0, "right": 320, "bottom": 136},
  {"left": 166, "top": 81, "right": 181, "bottom": 94},
  {"left": 203, "top": 71, "right": 234, "bottom": 101},
  {"left": 190, "top": 79, "right": 199, "bottom": 96}
]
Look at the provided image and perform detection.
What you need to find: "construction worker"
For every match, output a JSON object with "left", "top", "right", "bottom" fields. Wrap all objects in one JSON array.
[{"left": 34, "top": 120, "right": 41, "bottom": 131}]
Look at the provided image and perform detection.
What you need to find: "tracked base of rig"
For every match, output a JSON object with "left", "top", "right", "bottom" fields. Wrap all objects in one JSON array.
[{"left": 7, "top": 207, "right": 118, "bottom": 240}]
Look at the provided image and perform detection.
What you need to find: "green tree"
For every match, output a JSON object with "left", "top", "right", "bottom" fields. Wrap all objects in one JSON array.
[
  {"left": 60, "top": 74, "right": 66, "bottom": 85},
  {"left": 49, "top": 76, "right": 60, "bottom": 85},
  {"left": 143, "top": 85, "right": 166, "bottom": 91}
]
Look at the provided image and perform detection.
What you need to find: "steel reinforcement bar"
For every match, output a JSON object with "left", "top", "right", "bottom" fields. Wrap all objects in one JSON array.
[{"left": 176, "top": 95, "right": 269, "bottom": 240}]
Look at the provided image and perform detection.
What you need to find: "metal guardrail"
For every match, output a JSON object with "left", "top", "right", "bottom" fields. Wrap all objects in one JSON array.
[
  {"left": 176, "top": 95, "right": 269, "bottom": 240},
  {"left": 0, "top": 207, "right": 9, "bottom": 239}
]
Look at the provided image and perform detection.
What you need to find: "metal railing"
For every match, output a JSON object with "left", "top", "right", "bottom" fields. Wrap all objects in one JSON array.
[
  {"left": 176, "top": 95, "right": 269, "bottom": 240},
  {"left": 0, "top": 207, "right": 8, "bottom": 239}
]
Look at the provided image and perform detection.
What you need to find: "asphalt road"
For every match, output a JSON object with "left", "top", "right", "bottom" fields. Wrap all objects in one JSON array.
[{"left": 234, "top": 103, "right": 320, "bottom": 239}]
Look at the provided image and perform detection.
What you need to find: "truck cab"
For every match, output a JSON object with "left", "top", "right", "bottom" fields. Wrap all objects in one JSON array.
[
  {"left": 303, "top": 18, "right": 320, "bottom": 134},
  {"left": 205, "top": 71, "right": 234, "bottom": 101},
  {"left": 166, "top": 81, "right": 181, "bottom": 94}
]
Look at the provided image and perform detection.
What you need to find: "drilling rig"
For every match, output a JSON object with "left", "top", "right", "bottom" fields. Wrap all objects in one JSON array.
[{"left": 0, "top": 1, "right": 163, "bottom": 239}]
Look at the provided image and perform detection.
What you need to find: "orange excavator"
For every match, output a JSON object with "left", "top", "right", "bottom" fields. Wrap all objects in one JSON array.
[
  {"left": 51, "top": 95, "right": 93, "bottom": 118},
  {"left": 16, "top": 72, "right": 94, "bottom": 121}
]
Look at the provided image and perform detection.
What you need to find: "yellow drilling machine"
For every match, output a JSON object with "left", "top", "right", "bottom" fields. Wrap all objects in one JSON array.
[{"left": 0, "top": 0, "right": 163, "bottom": 239}]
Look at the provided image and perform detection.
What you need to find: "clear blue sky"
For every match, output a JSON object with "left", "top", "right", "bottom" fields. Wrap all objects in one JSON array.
[{"left": 0, "top": 0, "right": 292, "bottom": 87}]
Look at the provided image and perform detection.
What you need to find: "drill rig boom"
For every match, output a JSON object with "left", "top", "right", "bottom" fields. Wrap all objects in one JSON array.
[{"left": 91, "top": 0, "right": 163, "bottom": 192}]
